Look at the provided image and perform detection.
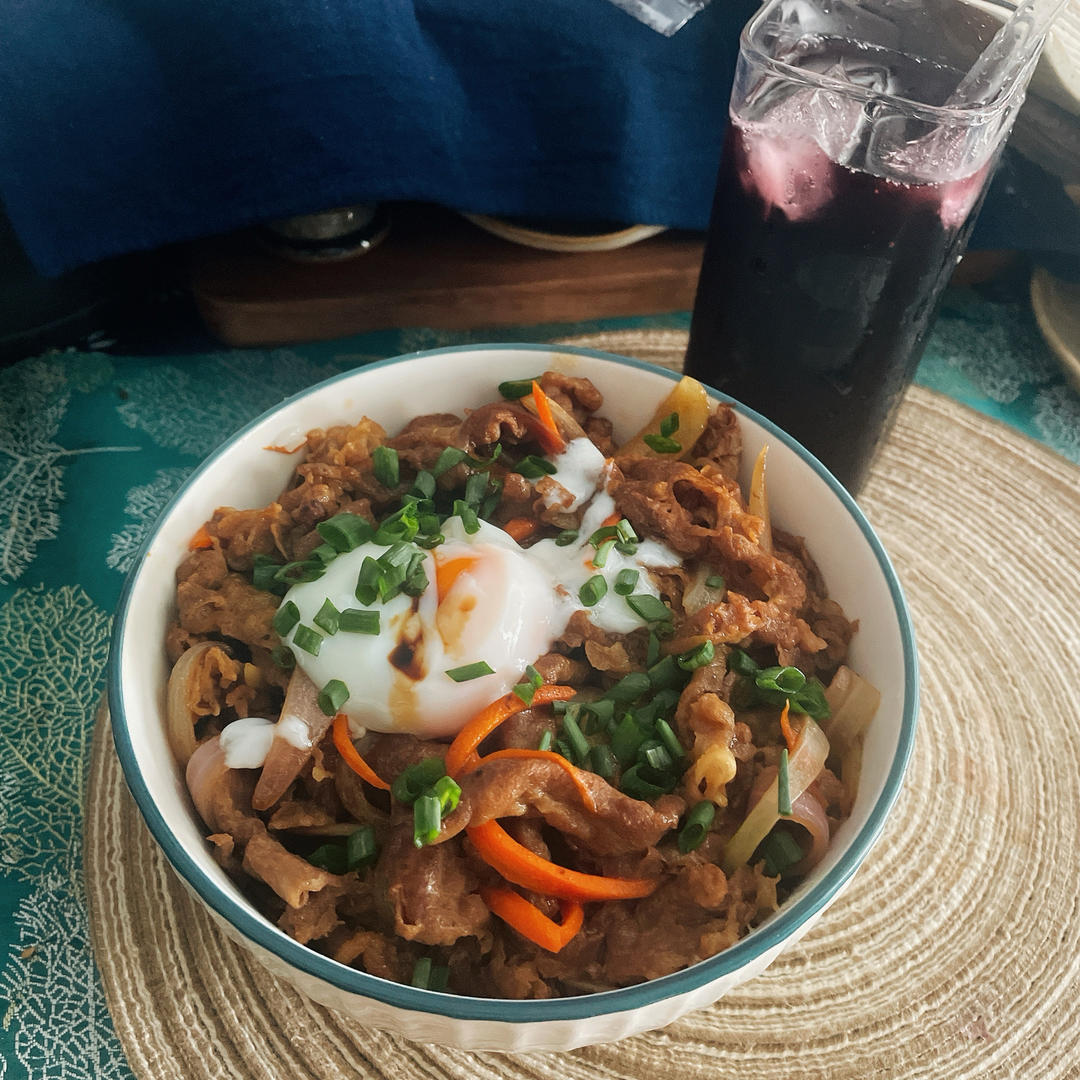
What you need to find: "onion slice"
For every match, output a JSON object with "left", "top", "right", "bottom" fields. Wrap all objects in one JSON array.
[
  {"left": 822, "top": 666, "right": 881, "bottom": 800},
  {"left": 748, "top": 444, "right": 772, "bottom": 554},
  {"left": 787, "top": 789, "right": 831, "bottom": 876},
  {"left": 519, "top": 386, "right": 588, "bottom": 444},
  {"left": 721, "top": 716, "right": 830, "bottom": 875},
  {"left": 166, "top": 641, "right": 230, "bottom": 767}
]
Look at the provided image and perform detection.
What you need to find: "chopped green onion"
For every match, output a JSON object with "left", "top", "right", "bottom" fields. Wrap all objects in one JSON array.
[
  {"left": 339, "top": 608, "right": 381, "bottom": 634},
  {"left": 789, "top": 679, "right": 831, "bottom": 720},
  {"left": 292, "top": 624, "right": 323, "bottom": 656},
  {"left": 428, "top": 964, "right": 450, "bottom": 993},
  {"left": 626, "top": 593, "right": 672, "bottom": 623},
  {"left": 432, "top": 446, "right": 468, "bottom": 477},
  {"left": 272, "top": 600, "right": 301, "bottom": 637},
  {"left": 498, "top": 376, "right": 541, "bottom": 400},
  {"left": 402, "top": 552, "right": 430, "bottom": 597},
  {"left": 678, "top": 640, "right": 715, "bottom": 671},
  {"left": 678, "top": 800, "right": 716, "bottom": 854},
  {"left": 392, "top": 758, "right": 447, "bottom": 805},
  {"left": 316, "top": 512, "right": 374, "bottom": 552},
  {"left": 561, "top": 713, "right": 590, "bottom": 764},
  {"left": 582, "top": 698, "right": 615, "bottom": 728},
  {"left": 345, "top": 826, "right": 378, "bottom": 870},
  {"left": 659, "top": 412, "right": 680, "bottom": 438},
  {"left": 778, "top": 748, "right": 792, "bottom": 816},
  {"left": 354, "top": 556, "right": 382, "bottom": 605},
  {"left": 620, "top": 763, "right": 677, "bottom": 800},
  {"left": 372, "top": 502, "right": 420, "bottom": 545},
  {"left": 270, "top": 644, "right": 296, "bottom": 670},
  {"left": 587, "top": 524, "right": 620, "bottom": 547},
  {"left": 611, "top": 714, "right": 647, "bottom": 767},
  {"left": 727, "top": 648, "right": 760, "bottom": 676},
  {"left": 274, "top": 559, "right": 326, "bottom": 585},
  {"left": 652, "top": 687, "right": 681, "bottom": 715},
  {"left": 252, "top": 554, "right": 287, "bottom": 594},
  {"left": 588, "top": 743, "right": 617, "bottom": 781},
  {"left": 555, "top": 737, "right": 574, "bottom": 761},
  {"left": 413, "top": 794, "right": 442, "bottom": 848},
  {"left": 616, "top": 518, "right": 638, "bottom": 543},
  {"left": 647, "top": 654, "right": 683, "bottom": 691},
  {"left": 705, "top": 573, "right": 726, "bottom": 590},
  {"left": 432, "top": 775, "right": 462, "bottom": 814},
  {"left": 614, "top": 568, "right": 639, "bottom": 595},
  {"left": 372, "top": 445, "right": 400, "bottom": 488},
  {"left": 537, "top": 730, "right": 553, "bottom": 752},
  {"left": 604, "top": 671, "right": 651, "bottom": 704},
  {"left": 513, "top": 681, "right": 537, "bottom": 706},
  {"left": 641, "top": 741, "right": 673, "bottom": 771},
  {"left": 317, "top": 678, "right": 350, "bottom": 716},
  {"left": 516, "top": 455, "right": 557, "bottom": 479},
  {"left": 445, "top": 661, "right": 495, "bottom": 682},
  {"left": 554, "top": 529, "right": 579, "bottom": 546},
  {"left": 465, "top": 471, "right": 491, "bottom": 506},
  {"left": 313, "top": 598, "right": 341, "bottom": 635},
  {"left": 307, "top": 844, "right": 348, "bottom": 874},
  {"left": 646, "top": 631, "right": 661, "bottom": 667},
  {"left": 591, "top": 538, "right": 615, "bottom": 568},
  {"left": 758, "top": 828, "right": 804, "bottom": 877},
  {"left": 643, "top": 433, "right": 682, "bottom": 454},
  {"left": 309, "top": 543, "right": 339, "bottom": 565},
  {"left": 526, "top": 665, "right": 543, "bottom": 688},
  {"left": 578, "top": 574, "right": 608, "bottom": 607},
  {"left": 756, "top": 665, "right": 806, "bottom": 695},
  {"left": 655, "top": 718, "right": 685, "bottom": 763},
  {"left": 452, "top": 499, "right": 480, "bottom": 535},
  {"left": 410, "top": 470, "right": 437, "bottom": 499},
  {"left": 411, "top": 956, "right": 434, "bottom": 988}
]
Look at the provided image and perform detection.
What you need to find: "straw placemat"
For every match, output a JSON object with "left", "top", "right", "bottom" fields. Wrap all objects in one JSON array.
[{"left": 86, "top": 330, "right": 1080, "bottom": 1079}]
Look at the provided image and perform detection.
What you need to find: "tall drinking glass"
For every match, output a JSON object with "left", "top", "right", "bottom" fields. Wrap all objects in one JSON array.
[{"left": 684, "top": 0, "right": 1048, "bottom": 493}]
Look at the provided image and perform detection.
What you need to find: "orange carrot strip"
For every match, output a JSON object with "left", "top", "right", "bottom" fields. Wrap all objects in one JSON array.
[
  {"left": 480, "top": 886, "right": 584, "bottom": 953},
  {"left": 332, "top": 712, "right": 390, "bottom": 790},
  {"left": 528, "top": 380, "right": 567, "bottom": 455},
  {"left": 459, "top": 748, "right": 597, "bottom": 814},
  {"left": 445, "top": 686, "right": 576, "bottom": 778},
  {"left": 467, "top": 820, "right": 659, "bottom": 902},
  {"left": 779, "top": 699, "right": 797, "bottom": 753},
  {"left": 188, "top": 524, "right": 213, "bottom": 551},
  {"left": 502, "top": 517, "right": 537, "bottom": 543}
]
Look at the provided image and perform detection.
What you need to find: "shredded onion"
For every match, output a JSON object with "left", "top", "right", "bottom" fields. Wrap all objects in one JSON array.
[
  {"left": 520, "top": 387, "right": 588, "bottom": 444},
  {"left": 823, "top": 666, "right": 881, "bottom": 801},
  {"left": 166, "top": 641, "right": 229, "bottom": 767},
  {"left": 748, "top": 444, "right": 772, "bottom": 554},
  {"left": 682, "top": 564, "right": 728, "bottom": 616},
  {"left": 184, "top": 734, "right": 225, "bottom": 830},
  {"left": 786, "top": 790, "right": 831, "bottom": 876},
  {"left": 721, "top": 716, "right": 830, "bottom": 875}
]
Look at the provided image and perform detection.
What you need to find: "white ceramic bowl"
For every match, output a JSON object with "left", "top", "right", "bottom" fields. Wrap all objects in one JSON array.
[{"left": 108, "top": 344, "right": 918, "bottom": 1052}]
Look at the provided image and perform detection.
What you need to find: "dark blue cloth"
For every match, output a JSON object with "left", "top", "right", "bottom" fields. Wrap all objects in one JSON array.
[{"left": 0, "top": 0, "right": 1077, "bottom": 277}]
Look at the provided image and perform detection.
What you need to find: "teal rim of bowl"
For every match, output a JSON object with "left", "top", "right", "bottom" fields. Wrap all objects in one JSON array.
[{"left": 108, "top": 342, "right": 919, "bottom": 1024}]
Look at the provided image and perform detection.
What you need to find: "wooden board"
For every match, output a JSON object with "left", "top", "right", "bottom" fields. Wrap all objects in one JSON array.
[{"left": 188, "top": 204, "right": 705, "bottom": 347}]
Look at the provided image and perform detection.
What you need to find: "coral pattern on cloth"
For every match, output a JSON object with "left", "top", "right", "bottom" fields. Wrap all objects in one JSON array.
[{"left": 0, "top": 284, "right": 1075, "bottom": 1079}]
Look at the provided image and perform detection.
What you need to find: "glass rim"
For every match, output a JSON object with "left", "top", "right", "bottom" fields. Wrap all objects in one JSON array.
[{"left": 740, "top": 0, "right": 1032, "bottom": 125}]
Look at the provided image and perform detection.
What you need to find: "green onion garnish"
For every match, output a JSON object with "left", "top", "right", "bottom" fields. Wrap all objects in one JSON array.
[
  {"left": 316, "top": 512, "right": 374, "bottom": 553},
  {"left": 445, "top": 661, "right": 495, "bottom": 682},
  {"left": 513, "top": 680, "right": 537, "bottom": 706},
  {"left": 452, "top": 499, "right": 480, "bottom": 535},
  {"left": 464, "top": 471, "right": 491, "bottom": 506},
  {"left": 270, "top": 644, "right": 296, "bottom": 670},
  {"left": 346, "top": 826, "right": 378, "bottom": 870},
  {"left": 391, "top": 757, "right": 447, "bottom": 805},
  {"left": 660, "top": 412, "right": 680, "bottom": 437},
  {"left": 705, "top": 573, "right": 726, "bottom": 590},
  {"left": 592, "top": 538, "right": 615, "bottom": 568},
  {"left": 372, "top": 445, "right": 400, "bottom": 487},
  {"left": 643, "top": 433, "right": 682, "bottom": 454},
  {"left": 677, "top": 640, "right": 715, "bottom": 671},
  {"left": 604, "top": 670, "right": 652, "bottom": 704},
  {"left": 537, "top": 730, "right": 553, "bottom": 752},
  {"left": 292, "top": 624, "right": 323, "bottom": 656},
  {"left": 428, "top": 964, "right": 450, "bottom": 993},
  {"left": 432, "top": 775, "right": 462, "bottom": 814},
  {"left": 555, "top": 529, "right": 579, "bottom": 546},
  {"left": 498, "top": 376, "right": 542, "bottom": 399},
  {"left": 307, "top": 844, "right": 348, "bottom": 874},
  {"left": 431, "top": 446, "right": 466, "bottom": 477},
  {"left": 620, "top": 763, "right": 677, "bottom": 800},
  {"left": 626, "top": 593, "right": 672, "bottom": 623},
  {"left": 272, "top": 600, "right": 301, "bottom": 637},
  {"left": 317, "top": 678, "right": 350, "bottom": 716},
  {"left": 588, "top": 743, "right": 617, "bottom": 781},
  {"left": 647, "top": 654, "right": 683, "bottom": 691},
  {"left": 402, "top": 551, "right": 430, "bottom": 597},
  {"left": 526, "top": 664, "right": 543, "bottom": 688},
  {"left": 413, "top": 794, "right": 442, "bottom": 848},
  {"left": 516, "top": 454, "right": 557, "bottom": 480},
  {"left": 313, "top": 598, "right": 341, "bottom": 635},
  {"left": 727, "top": 648, "right": 760, "bottom": 676},
  {"left": 273, "top": 559, "right": 326, "bottom": 585},
  {"left": 411, "top": 956, "right": 434, "bottom": 988},
  {"left": 611, "top": 714, "right": 646, "bottom": 767},
  {"left": 678, "top": 800, "right": 716, "bottom": 854},
  {"left": 309, "top": 542, "right": 339, "bottom": 565},
  {"left": 561, "top": 713, "right": 590, "bottom": 764},
  {"left": 410, "top": 470, "right": 436, "bottom": 499},
  {"left": 756, "top": 665, "right": 806, "bottom": 695},
  {"left": 614, "top": 568, "right": 639, "bottom": 595},
  {"left": 758, "top": 828, "right": 804, "bottom": 877},
  {"left": 778, "top": 748, "right": 792, "bottom": 816},
  {"left": 579, "top": 574, "right": 608, "bottom": 607},
  {"left": 646, "top": 631, "right": 661, "bottom": 667},
  {"left": 655, "top": 718, "right": 685, "bottom": 763},
  {"left": 587, "top": 524, "right": 620, "bottom": 547},
  {"left": 339, "top": 608, "right": 381, "bottom": 634},
  {"left": 641, "top": 741, "right": 673, "bottom": 771}
]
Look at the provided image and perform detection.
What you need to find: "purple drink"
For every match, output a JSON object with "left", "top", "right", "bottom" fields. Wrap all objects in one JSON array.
[{"left": 684, "top": 24, "right": 1012, "bottom": 494}]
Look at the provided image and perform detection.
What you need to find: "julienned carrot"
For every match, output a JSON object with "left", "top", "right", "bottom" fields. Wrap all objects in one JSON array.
[
  {"left": 468, "top": 820, "right": 660, "bottom": 902},
  {"left": 779, "top": 700, "right": 797, "bottom": 753},
  {"left": 502, "top": 517, "right": 537, "bottom": 543},
  {"left": 480, "top": 886, "right": 584, "bottom": 953},
  {"left": 445, "top": 685, "right": 576, "bottom": 777},
  {"left": 528, "top": 380, "right": 567, "bottom": 455},
  {"left": 188, "top": 524, "right": 213, "bottom": 550},
  {"left": 460, "top": 748, "right": 597, "bottom": 814},
  {"left": 332, "top": 712, "right": 390, "bottom": 790}
]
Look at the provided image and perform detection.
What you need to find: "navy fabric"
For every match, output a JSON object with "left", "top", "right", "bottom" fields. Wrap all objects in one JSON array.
[{"left": 0, "top": 0, "right": 1077, "bottom": 277}]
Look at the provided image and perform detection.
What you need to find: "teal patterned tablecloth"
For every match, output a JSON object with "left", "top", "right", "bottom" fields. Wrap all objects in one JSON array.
[{"left": 1, "top": 287, "right": 1077, "bottom": 1080}]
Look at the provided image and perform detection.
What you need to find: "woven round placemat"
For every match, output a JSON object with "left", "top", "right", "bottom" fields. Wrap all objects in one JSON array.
[{"left": 86, "top": 330, "right": 1080, "bottom": 1080}]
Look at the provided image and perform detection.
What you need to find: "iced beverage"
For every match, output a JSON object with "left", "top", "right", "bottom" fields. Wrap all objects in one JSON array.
[{"left": 685, "top": 7, "right": 1031, "bottom": 494}]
